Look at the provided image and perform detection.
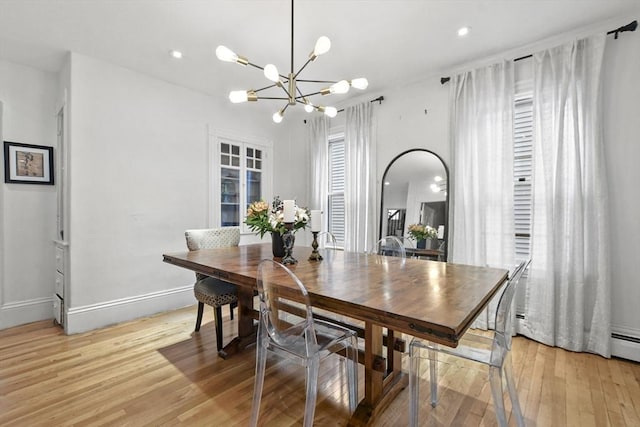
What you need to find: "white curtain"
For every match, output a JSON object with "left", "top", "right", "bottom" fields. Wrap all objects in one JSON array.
[
  {"left": 520, "top": 34, "right": 611, "bottom": 357},
  {"left": 308, "top": 116, "right": 328, "bottom": 223},
  {"left": 344, "top": 102, "right": 377, "bottom": 253},
  {"left": 449, "top": 61, "right": 516, "bottom": 329}
]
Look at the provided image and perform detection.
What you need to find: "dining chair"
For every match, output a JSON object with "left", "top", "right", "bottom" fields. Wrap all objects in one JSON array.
[
  {"left": 408, "top": 259, "right": 530, "bottom": 427},
  {"left": 370, "top": 235, "right": 407, "bottom": 258},
  {"left": 185, "top": 228, "right": 240, "bottom": 351},
  {"left": 250, "top": 260, "right": 359, "bottom": 427}
]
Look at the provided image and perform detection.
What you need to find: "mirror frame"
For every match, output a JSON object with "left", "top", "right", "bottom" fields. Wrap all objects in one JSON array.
[{"left": 379, "top": 149, "right": 450, "bottom": 261}]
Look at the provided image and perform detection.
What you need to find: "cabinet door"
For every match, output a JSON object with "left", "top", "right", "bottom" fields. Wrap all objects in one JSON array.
[
  {"left": 213, "top": 135, "right": 271, "bottom": 230},
  {"left": 220, "top": 142, "right": 241, "bottom": 226},
  {"left": 245, "top": 145, "right": 263, "bottom": 212}
]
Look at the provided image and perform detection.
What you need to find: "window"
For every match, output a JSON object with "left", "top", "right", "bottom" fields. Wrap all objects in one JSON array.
[
  {"left": 328, "top": 134, "right": 345, "bottom": 247},
  {"left": 513, "top": 86, "right": 533, "bottom": 317},
  {"left": 514, "top": 90, "right": 533, "bottom": 262}
]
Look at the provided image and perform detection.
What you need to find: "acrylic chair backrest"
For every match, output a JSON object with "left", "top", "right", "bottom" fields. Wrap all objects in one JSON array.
[
  {"left": 493, "top": 259, "right": 530, "bottom": 356},
  {"left": 370, "top": 236, "right": 407, "bottom": 259},
  {"left": 256, "top": 259, "right": 317, "bottom": 352},
  {"left": 398, "top": 236, "right": 416, "bottom": 249}
]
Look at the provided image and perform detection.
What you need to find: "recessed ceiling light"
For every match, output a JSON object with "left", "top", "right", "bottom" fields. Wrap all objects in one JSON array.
[
  {"left": 457, "top": 27, "right": 470, "bottom": 37},
  {"left": 169, "top": 50, "right": 183, "bottom": 59}
]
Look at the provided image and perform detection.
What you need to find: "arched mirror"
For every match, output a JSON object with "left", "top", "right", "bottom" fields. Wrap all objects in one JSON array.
[{"left": 379, "top": 149, "right": 449, "bottom": 261}]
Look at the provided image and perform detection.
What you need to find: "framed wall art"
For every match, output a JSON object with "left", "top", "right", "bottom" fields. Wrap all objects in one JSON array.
[{"left": 3, "top": 141, "right": 54, "bottom": 185}]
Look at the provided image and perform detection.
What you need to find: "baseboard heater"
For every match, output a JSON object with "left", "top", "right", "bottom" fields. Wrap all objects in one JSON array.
[{"left": 611, "top": 332, "right": 640, "bottom": 344}]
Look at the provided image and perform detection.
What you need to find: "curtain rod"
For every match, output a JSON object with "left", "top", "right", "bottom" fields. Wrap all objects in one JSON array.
[
  {"left": 440, "top": 19, "right": 637, "bottom": 85},
  {"left": 337, "top": 95, "right": 384, "bottom": 113},
  {"left": 303, "top": 96, "right": 384, "bottom": 123}
]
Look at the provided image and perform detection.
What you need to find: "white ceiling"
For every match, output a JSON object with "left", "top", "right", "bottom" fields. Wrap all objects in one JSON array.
[{"left": 0, "top": 0, "right": 637, "bottom": 110}]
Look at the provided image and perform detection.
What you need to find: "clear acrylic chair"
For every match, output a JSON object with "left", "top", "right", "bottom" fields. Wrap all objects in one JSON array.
[
  {"left": 250, "top": 260, "right": 359, "bottom": 427},
  {"left": 370, "top": 235, "right": 407, "bottom": 259},
  {"left": 409, "top": 260, "right": 530, "bottom": 427}
]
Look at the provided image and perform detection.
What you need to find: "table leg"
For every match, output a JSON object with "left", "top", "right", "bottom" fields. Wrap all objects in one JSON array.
[
  {"left": 349, "top": 323, "right": 408, "bottom": 426},
  {"left": 218, "top": 287, "right": 257, "bottom": 359}
]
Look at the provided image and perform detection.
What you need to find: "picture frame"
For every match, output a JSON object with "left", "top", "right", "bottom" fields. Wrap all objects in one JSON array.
[{"left": 3, "top": 141, "right": 54, "bottom": 185}]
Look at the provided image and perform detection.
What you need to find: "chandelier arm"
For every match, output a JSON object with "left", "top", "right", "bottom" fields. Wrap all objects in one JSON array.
[
  {"left": 296, "top": 79, "right": 338, "bottom": 84},
  {"left": 297, "top": 90, "right": 323, "bottom": 98},
  {"left": 254, "top": 84, "right": 279, "bottom": 93},
  {"left": 293, "top": 58, "right": 313, "bottom": 79},
  {"left": 279, "top": 84, "right": 293, "bottom": 101},
  {"left": 257, "top": 97, "right": 290, "bottom": 100},
  {"left": 247, "top": 62, "right": 265, "bottom": 71}
]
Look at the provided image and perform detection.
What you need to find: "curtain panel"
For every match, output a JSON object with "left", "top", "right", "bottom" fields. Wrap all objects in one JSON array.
[
  {"left": 308, "top": 116, "right": 328, "bottom": 226},
  {"left": 344, "top": 102, "right": 377, "bottom": 253},
  {"left": 521, "top": 34, "right": 611, "bottom": 357},
  {"left": 449, "top": 61, "right": 516, "bottom": 329}
]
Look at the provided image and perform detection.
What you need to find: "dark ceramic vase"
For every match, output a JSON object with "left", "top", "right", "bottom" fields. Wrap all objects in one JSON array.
[{"left": 271, "top": 232, "right": 285, "bottom": 258}]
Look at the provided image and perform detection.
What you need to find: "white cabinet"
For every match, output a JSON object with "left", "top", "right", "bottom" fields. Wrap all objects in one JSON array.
[
  {"left": 53, "top": 103, "right": 68, "bottom": 329},
  {"left": 212, "top": 133, "right": 272, "bottom": 231}
]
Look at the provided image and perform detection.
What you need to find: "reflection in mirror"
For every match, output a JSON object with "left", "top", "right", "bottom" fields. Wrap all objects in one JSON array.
[{"left": 379, "top": 149, "right": 449, "bottom": 261}]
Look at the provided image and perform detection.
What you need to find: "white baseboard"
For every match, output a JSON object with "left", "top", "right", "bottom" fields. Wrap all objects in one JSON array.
[
  {"left": 0, "top": 296, "right": 55, "bottom": 329},
  {"left": 65, "top": 285, "right": 194, "bottom": 334}
]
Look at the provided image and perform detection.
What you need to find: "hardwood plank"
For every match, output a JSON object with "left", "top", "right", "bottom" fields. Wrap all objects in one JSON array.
[{"left": 1, "top": 308, "right": 639, "bottom": 426}]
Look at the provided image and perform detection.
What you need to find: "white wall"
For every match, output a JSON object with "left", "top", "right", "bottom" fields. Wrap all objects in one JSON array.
[
  {"left": 63, "top": 53, "right": 278, "bottom": 332},
  {"left": 602, "top": 31, "right": 640, "bottom": 359},
  {"left": 0, "top": 60, "right": 58, "bottom": 329}
]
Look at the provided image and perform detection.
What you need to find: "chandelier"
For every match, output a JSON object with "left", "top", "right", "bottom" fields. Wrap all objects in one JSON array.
[{"left": 215, "top": 0, "right": 368, "bottom": 123}]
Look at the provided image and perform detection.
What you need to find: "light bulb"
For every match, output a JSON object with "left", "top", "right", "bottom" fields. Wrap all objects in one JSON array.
[
  {"left": 434, "top": 175, "right": 443, "bottom": 182},
  {"left": 431, "top": 183, "right": 441, "bottom": 193},
  {"left": 324, "top": 106, "right": 338, "bottom": 118},
  {"left": 304, "top": 103, "right": 315, "bottom": 113},
  {"left": 273, "top": 110, "right": 284, "bottom": 123},
  {"left": 350, "top": 78, "right": 368, "bottom": 90},
  {"left": 229, "top": 90, "right": 248, "bottom": 103},
  {"left": 457, "top": 27, "right": 470, "bottom": 37},
  {"left": 216, "top": 45, "right": 238, "bottom": 62},
  {"left": 264, "top": 64, "right": 280, "bottom": 83},
  {"left": 330, "top": 80, "right": 350, "bottom": 94},
  {"left": 314, "top": 36, "right": 331, "bottom": 56}
]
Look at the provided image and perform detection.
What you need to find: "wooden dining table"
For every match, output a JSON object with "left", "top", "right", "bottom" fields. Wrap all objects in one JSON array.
[{"left": 163, "top": 243, "right": 508, "bottom": 426}]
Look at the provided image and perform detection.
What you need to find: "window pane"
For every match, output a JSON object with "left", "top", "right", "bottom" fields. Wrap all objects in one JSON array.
[
  {"left": 221, "top": 167, "right": 240, "bottom": 226},
  {"left": 221, "top": 154, "right": 229, "bottom": 165},
  {"left": 232, "top": 145, "right": 240, "bottom": 155},
  {"left": 246, "top": 170, "right": 262, "bottom": 213},
  {"left": 221, "top": 143, "right": 229, "bottom": 154},
  {"left": 247, "top": 147, "right": 254, "bottom": 157},
  {"left": 232, "top": 156, "right": 240, "bottom": 167}
]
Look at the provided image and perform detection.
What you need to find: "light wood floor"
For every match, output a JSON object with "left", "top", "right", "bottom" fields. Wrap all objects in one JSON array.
[{"left": 1, "top": 306, "right": 639, "bottom": 426}]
